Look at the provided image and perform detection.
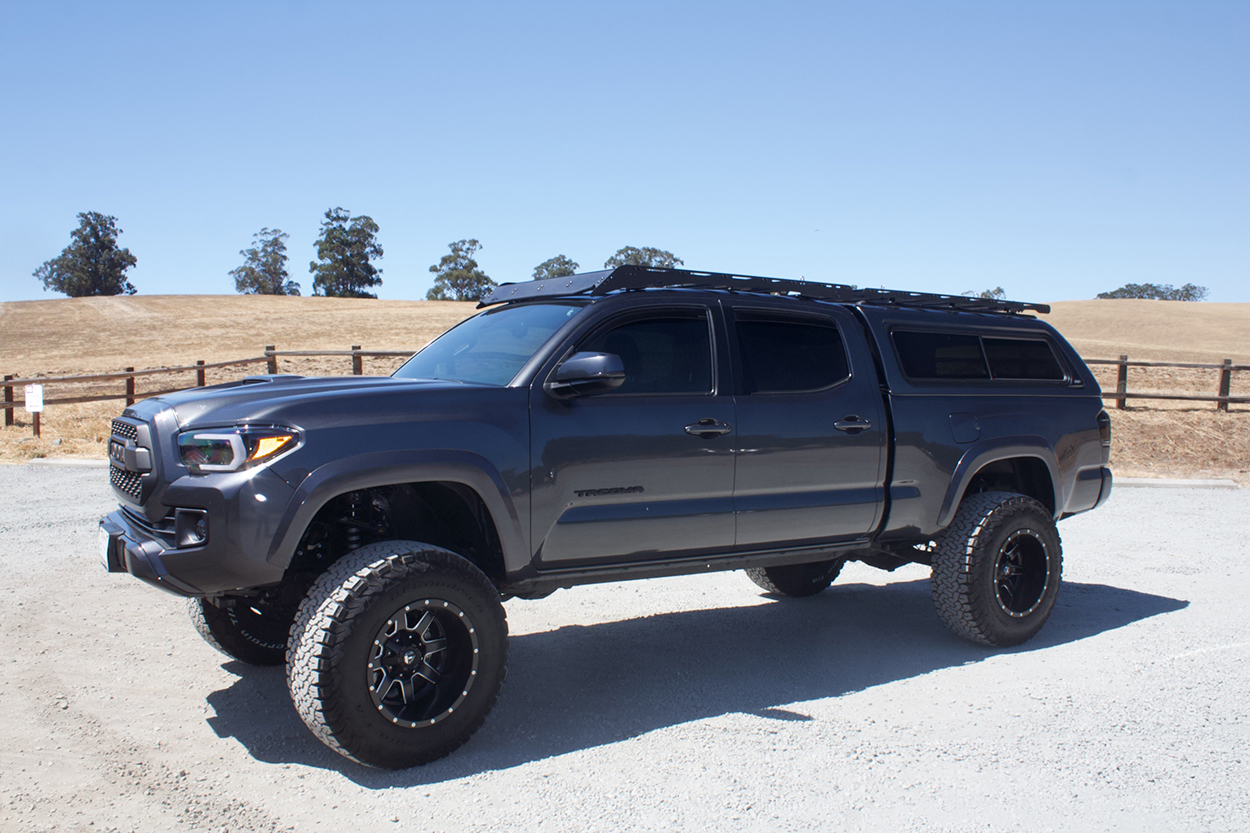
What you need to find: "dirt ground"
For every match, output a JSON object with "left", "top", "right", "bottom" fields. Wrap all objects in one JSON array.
[{"left": 1, "top": 465, "right": 1246, "bottom": 832}]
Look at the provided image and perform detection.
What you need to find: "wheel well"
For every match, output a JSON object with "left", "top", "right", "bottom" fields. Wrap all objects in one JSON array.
[
  {"left": 284, "top": 482, "right": 506, "bottom": 586},
  {"left": 962, "top": 457, "right": 1055, "bottom": 515}
]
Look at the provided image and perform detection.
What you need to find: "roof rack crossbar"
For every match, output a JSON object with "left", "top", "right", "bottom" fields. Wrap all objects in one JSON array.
[{"left": 479, "top": 266, "right": 1049, "bottom": 315}]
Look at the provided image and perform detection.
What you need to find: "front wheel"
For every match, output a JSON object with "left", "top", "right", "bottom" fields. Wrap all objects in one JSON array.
[
  {"left": 930, "top": 491, "right": 1063, "bottom": 647},
  {"left": 286, "top": 541, "right": 508, "bottom": 769}
]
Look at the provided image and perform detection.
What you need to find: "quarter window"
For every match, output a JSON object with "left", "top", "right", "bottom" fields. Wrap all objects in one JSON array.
[
  {"left": 735, "top": 312, "right": 850, "bottom": 394},
  {"left": 983, "top": 338, "right": 1066, "bottom": 380},
  {"left": 892, "top": 331, "right": 989, "bottom": 380},
  {"left": 892, "top": 330, "right": 1066, "bottom": 381}
]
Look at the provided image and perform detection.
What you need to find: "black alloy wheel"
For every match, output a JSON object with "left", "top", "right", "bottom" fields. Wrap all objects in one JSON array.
[
  {"left": 993, "top": 528, "right": 1052, "bottom": 618},
  {"left": 930, "top": 491, "right": 1063, "bottom": 647},
  {"left": 367, "top": 599, "right": 479, "bottom": 728},
  {"left": 287, "top": 540, "right": 508, "bottom": 769}
]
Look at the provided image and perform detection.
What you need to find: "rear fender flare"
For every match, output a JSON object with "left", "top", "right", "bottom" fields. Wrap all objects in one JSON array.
[{"left": 937, "top": 437, "right": 1061, "bottom": 528}]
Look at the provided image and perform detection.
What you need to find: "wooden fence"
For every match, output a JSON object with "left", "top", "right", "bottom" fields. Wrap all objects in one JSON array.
[
  {"left": 2, "top": 349, "right": 1247, "bottom": 425},
  {"left": 2, "top": 346, "right": 411, "bottom": 426},
  {"left": 1087, "top": 356, "right": 1248, "bottom": 412}
]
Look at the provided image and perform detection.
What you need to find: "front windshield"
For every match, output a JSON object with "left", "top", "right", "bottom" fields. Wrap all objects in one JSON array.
[{"left": 393, "top": 303, "right": 582, "bottom": 385}]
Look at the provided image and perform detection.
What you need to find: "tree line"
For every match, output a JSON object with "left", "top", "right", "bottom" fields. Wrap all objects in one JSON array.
[
  {"left": 33, "top": 210, "right": 685, "bottom": 303},
  {"left": 33, "top": 211, "right": 1211, "bottom": 303},
  {"left": 1095, "top": 282, "right": 1209, "bottom": 301}
]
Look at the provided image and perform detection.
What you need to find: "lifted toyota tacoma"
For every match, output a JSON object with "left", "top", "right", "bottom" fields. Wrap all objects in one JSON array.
[{"left": 99, "top": 266, "right": 1113, "bottom": 768}]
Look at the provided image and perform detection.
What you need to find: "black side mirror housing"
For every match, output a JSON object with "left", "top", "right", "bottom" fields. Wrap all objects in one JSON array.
[{"left": 545, "top": 352, "right": 626, "bottom": 399}]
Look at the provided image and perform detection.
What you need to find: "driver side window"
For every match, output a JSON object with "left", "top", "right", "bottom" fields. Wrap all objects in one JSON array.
[{"left": 579, "top": 311, "right": 713, "bottom": 395}]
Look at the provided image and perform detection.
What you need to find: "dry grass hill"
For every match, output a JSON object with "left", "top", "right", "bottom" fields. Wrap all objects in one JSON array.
[
  {"left": 1045, "top": 299, "right": 1250, "bottom": 364},
  {"left": 0, "top": 294, "right": 479, "bottom": 374},
  {"left": 1, "top": 294, "right": 1247, "bottom": 481}
]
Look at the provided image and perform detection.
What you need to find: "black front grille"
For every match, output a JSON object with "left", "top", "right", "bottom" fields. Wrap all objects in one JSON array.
[
  {"left": 110, "top": 465, "right": 142, "bottom": 500},
  {"left": 111, "top": 419, "right": 138, "bottom": 441}
]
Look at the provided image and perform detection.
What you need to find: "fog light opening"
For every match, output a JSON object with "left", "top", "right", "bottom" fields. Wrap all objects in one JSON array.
[{"left": 175, "top": 509, "right": 210, "bottom": 548}]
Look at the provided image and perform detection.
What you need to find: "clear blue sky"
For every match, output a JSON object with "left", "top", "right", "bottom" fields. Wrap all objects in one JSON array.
[{"left": 2, "top": 0, "right": 1246, "bottom": 304}]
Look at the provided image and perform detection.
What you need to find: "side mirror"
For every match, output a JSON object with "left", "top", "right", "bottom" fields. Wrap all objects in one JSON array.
[{"left": 545, "top": 352, "right": 626, "bottom": 399}]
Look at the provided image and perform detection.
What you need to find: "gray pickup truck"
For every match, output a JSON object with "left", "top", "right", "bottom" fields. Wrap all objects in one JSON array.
[{"left": 100, "top": 266, "right": 1112, "bottom": 768}]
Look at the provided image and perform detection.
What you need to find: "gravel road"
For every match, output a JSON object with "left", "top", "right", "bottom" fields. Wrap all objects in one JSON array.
[{"left": 1, "top": 464, "right": 1246, "bottom": 833}]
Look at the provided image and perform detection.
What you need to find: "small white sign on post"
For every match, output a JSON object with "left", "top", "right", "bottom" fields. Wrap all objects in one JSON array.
[{"left": 24, "top": 384, "right": 44, "bottom": 413}]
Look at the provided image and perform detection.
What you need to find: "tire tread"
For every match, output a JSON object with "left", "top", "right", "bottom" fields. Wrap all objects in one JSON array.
[
  {"left": 187, "top": 598, "right": 286, "bottom": 666},
  {"left": 286, "top": 541, "right": 508, "bottom": 768},
  {"left": 930, "top": 491, "right": 1062, "bottom": 647},
  {"left": 745, "top": 559, "right": 843, "bottom": 597}
]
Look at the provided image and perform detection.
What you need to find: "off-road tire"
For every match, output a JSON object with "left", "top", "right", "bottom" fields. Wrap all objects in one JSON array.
[
  {"left": 188, "top": 597, "right": 290, "bottom": 667},
  {"left": 930, "top": 491, "right": 1062, "bottom": 647},
  {"left": 286, "top": 541, "right": 508, "bottom": 769},
  {"left": 745, "top": 559, "right": 844, "bottom": 597}
]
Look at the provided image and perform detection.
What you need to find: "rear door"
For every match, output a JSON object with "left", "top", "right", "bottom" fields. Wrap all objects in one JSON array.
[{"left": 727, "top": 301, "right": 887, "bottom": 548}]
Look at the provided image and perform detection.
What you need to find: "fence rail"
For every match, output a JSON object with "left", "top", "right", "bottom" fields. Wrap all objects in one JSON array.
[
  {"left": 3, "top": 349, "right": 1247, "bottom": 425},
  {"left": 1086, "top": 356, "right": 1247, "bottom": 411},
  {"left": 2, "top": 346, "right": 413, "bottom": 425}
]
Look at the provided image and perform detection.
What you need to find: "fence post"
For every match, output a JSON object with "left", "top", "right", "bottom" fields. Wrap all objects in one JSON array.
[
  {"left": 125, "top": 368, "right": 135, "bottom": 406},
  {"left": 196, "top": 360, "right": 206, "bottom": 387},
  {"left": 352, "top": 346, "right": 363, "bottom": 376},
  {"left": 1217, "top": 359, "right": 1232, "bottom": 413},
  {"left": 3, "top": 375, "right": 11, "bottom": 427},
  {"left": 1115, "top": 355, "right": 1128, "bottom": 410},
  {"left": 266, "top": 346, "right": 277, "bottom": 374}
]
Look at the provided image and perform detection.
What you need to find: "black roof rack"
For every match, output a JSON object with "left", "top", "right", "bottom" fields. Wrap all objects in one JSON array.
[{"left": 478, "top": 266, "right": 1049, "bottom": 315}]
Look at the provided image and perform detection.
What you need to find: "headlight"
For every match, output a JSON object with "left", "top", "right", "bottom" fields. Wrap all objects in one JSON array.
[{"left": 178, "top": 426, "right": 299, "bottom": 473}]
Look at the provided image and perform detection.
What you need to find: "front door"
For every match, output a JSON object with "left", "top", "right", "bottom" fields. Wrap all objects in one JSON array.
[{"left": 529, "top": 305, "right": 737, "bottom": 566}]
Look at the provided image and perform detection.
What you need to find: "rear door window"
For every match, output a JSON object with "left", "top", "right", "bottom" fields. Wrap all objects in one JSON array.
[{"left": 734, "top": 311, "right": 850, "bottom": 393}]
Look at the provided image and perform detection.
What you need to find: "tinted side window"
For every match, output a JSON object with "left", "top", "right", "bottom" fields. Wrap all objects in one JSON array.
[
  {"left": 735, "top": 312, "right": 850, "bottom": 394},
  {"left": 580, "top": 313, "right": 712, "bottom": 394},
  {"left": 983, "top": 338, "right": 1066, "bottom": 380},
  {"left": 893, "top": 331, "right": 990, "bottom": 380}
]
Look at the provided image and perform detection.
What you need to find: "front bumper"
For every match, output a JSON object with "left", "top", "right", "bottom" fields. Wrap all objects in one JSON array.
[
  {"left": 99, "top": 467, "right": 295, "bottom": 597},
  {"left": 99, "top": 511, "right": 201, "bottom": 596}
]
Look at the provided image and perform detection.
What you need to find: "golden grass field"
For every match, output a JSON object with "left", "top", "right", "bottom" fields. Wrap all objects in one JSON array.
[{"left": 1, "top": 294, "right": 1247, "bottom": 482}]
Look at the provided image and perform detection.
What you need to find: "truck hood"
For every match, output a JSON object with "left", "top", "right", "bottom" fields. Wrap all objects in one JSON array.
[{"left": 125, "top": 374, "right": 483, "bottom": 429}]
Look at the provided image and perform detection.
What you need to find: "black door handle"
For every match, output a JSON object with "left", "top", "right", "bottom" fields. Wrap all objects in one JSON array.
[
  {"left": 685, "top": 418, "right": 732, "bottom": 439},
  {"left": 834, "top": 416, "right": 872, "bottom": 434}
]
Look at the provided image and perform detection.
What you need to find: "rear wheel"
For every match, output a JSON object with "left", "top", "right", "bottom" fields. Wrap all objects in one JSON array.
[
  {"left": 930, "top": 491, "right": 1062, "bottom": 647},
  {"left": 745, "top": 559, "right": 843, "bottom": 597},
  {"left": 287, "top": 540, "right": 508, "bottom": 769}
]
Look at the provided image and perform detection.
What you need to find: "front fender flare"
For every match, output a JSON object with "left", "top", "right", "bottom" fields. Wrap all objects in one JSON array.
[{"left": 265, "top": 449, "right": 526, "bottom": 575}]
